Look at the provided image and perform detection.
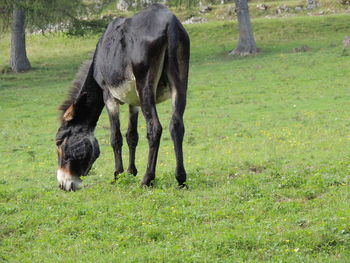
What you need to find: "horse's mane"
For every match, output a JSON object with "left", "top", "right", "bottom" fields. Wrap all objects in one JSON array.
[{"left": 58, "top": 59, "right": 93, "bottom": 121}]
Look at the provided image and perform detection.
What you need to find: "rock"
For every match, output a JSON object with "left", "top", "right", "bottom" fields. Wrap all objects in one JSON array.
[
  {"left": 293, "top": 45, "right": 312, "bottom": 53},
  {"left": 199, "top": 5, "right": 212, "bottom": 13},
  {"left": 343, "top": 36, "right": 350, "bottom": 48},
  {"left": 256, "top": 4, "right": 268, "bottom": 11},
  {"left": 340, "top": 0, "right": 350, "bottom": 5},
  {"left": 306, "top": 0, "right": 319, "bottom": 10},
  {"left": 116, "top": 0, "right": 129, "bottom": 11},
  {"left": 276, "top": 5, "right": 290, "bottom": 14},
  {"left": 318, "top": 11, "right": 325, "bottom": 15},
  {"left": 295, "top": 6, "right": 302, "bottom": 12},
  {"left": 94, "top": 1, "right": 103, "bottom": 10},
  {"left": 183, "top": 17, "right": 208, "bottom": 24},
  {"left": 118, "top": 0, "right": 156, "bottom": 10},
  {"left": 302, "top": 45, "right": 312, "bottom": 52},
  {"left": 226, "top": 6, "right": 236, "bottom": 16},
  {"left": 140, "top": 0, "right": 152, "bottom": 8}
]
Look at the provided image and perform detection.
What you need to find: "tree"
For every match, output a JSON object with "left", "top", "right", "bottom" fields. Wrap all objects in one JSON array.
[
  {"left": 0, "top": 0, "right": 110, "bottom": 73},
  {"left": 10, "top": 7, "right": 31, "bottom": 72},
  {"left": 229, "top": 0, "right": 258, "bottom": 56}
]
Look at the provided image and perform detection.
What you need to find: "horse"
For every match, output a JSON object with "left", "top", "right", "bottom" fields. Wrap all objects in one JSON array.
[{"left": 55, "top": 4, "right": 190, "bottom": 191}]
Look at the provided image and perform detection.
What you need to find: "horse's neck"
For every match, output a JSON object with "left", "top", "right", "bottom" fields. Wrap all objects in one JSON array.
[{"left": 80, "top": 73, "right": 104, "bottom": 129}]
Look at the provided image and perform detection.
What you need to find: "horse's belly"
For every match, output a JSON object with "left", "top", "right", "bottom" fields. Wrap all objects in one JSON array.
[
  {"left": 107, "top": 80, "right": 171, "bottom": 106},
  {"left": 156, "top": 84, "right": 171, "bottom": 104},
  {"left": 108, "top": 79, "right": 140, "bottom": 106}
]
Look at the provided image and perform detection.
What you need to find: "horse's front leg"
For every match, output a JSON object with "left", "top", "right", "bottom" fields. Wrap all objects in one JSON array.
[
  {"left": 126, "top": 105, "right": 139, "bottom": 175},
  {"left": 104, "top": 92, "right": 124, "bottom": 180}
]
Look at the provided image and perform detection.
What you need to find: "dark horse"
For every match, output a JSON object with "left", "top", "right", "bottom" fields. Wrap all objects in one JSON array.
[{"left": 55, "top": 4, "right": 190, "bottom": 191}]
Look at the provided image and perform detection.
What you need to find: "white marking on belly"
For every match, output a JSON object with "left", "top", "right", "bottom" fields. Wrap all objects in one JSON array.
[
  {"left": 157, "top": 86, "right": 171, "bottom": 104},
  {"left": 105, "top": 97, "right": 119, "bottom": 114},
  {"left": 107, "top": 69, "right": 140, "bottom": 106},
  {"left": 106, "top": 62, "right": 171, "bottom": 106}
]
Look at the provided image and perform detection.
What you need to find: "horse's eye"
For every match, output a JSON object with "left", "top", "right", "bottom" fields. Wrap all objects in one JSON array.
[{"left": 56, "top": 140, "right": 63, "bottom": 146}]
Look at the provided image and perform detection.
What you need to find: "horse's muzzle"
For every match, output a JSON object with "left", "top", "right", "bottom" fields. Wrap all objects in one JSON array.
[{"left": 57, "top": 168, "right": 83, "bottom": 191}]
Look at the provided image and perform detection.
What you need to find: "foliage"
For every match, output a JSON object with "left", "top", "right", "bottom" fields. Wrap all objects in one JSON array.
[
  {"left": 0, "top": 0, "right": 112, "bottom": 32},
  {"left": 1, "top": 13, "right": 350, "bottom": 262},
  {"left": 65, "top": 16, "right": 112, "bottom": 37}
]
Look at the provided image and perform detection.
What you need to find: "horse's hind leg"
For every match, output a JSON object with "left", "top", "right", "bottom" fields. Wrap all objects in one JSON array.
[
  {"left": 169, "top": 86, "right": 187, "bottom": 186},
  {"left": 126, "top": 105, "right": 139, "bottom": 176},
  {"left": 104, "top": 92, "right": 124, "bottom": 180},
  {"left": 167, "top": 42, "right": 190, "bottom": 186}
]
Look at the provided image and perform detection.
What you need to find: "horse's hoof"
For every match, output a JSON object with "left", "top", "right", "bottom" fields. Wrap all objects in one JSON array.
[
  {"left": 141, "top": 182, "right": 154, "bottom": 188},
  {"left": 127, "top": 166, "right": 138, "bottom": 176},
  {"left": 111, "top": 171, "right": 122, "bottom": 184},
  {"left": 111, "top": 180, "right": 117, "bottom": 185},
  {"left": 177, "top": 183, "right": 188, "bottom": 190},
  {"left": 141, "top": 179, "right": 154, "bottom": 187},
  {"left": 114, "top": 170, "right": 123, "bottom": 180},
  {"left": 176, "top": 169, "right": 187, "bottom": 186},
  {"left": 141, "top": 173, "right": 155, "bottom": 187}
]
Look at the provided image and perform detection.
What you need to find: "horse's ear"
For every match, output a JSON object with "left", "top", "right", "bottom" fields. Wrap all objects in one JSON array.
[
  {"left": 63, "top": 105, "right": 75, "bottom": 121},
  {"left": 62, "top": 93, "right": 87, "bottom": 122}
]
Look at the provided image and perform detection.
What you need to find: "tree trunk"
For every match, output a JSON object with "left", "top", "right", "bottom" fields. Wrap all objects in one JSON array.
[
  {"left": 229, "top": 0, "right": 258, "bottom": 56},
  {"left": 11, "top": 8, "right": 31, "bottom": 72}
]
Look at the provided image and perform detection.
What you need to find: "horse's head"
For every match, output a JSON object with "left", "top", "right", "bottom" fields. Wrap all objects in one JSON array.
[{"left": 56, "top": 93, "right": 100, "bottom": 191}]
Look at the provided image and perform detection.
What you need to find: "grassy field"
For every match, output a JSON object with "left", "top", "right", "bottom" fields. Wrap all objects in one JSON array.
[{"left": 1, "top": 13, "right": 350, "bottom": 262}]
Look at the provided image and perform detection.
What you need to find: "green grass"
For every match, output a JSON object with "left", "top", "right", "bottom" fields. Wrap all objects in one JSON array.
[{"left": 1, "top": 14, "right": 350, "bottom": 262}]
